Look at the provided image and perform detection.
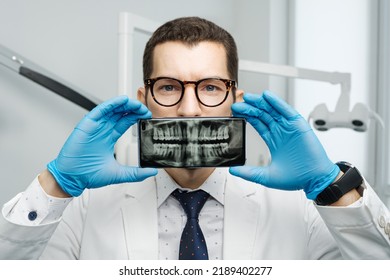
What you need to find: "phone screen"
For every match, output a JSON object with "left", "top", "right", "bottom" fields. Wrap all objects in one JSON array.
[{"left": 138, "top": 117, "right": 246, "bottom": 168}]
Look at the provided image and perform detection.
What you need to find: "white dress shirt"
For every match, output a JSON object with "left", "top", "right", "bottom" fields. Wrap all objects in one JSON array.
[
  {"left": 5, "top": 177, "right": 72, "bottom": 225},
  {"left": 156, "top": 169, "right": 225, "bottom": 260}
]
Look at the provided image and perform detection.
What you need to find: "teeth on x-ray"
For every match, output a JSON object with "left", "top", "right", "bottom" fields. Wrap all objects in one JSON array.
[
  {"left": 141, "top": 119, "right": 244, "bottom": 167},
  {"left": 152, "top": 142, "right": 229, "bottom": 158},
  {"left": 151, "top": 122, "right": 232, "bottom": 163},
  {"left": 153, "top": 125, "right": 229, "bottom": 142}
]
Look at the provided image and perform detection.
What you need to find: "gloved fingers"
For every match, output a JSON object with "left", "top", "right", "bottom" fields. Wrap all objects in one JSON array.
[
  {"left": 229, "top": 166, "right": 269, "bottom": 186},
  {"left": 78, "top": 96, "right": 151, "bottom": 136},
  {"left": 262, "top": 91, "right": 300, "bottom": 120},
  {"left": 232, "top": 102, "right": 272, "bottom": 144},
  {"left": 245, "top": 116, "right": 271, "bottom": 144},
  {"left": 110, "top": 99, "right": 151, "bottom": 127},
  {"left": 115, "top": 166, "right": 158, "bottom": 184},
  {"left": 232, "top": 102, "right": 274, "bottom": 126},
  {"left": 242, "top": 94, "right": 288, "bottom": 129},
  {"left": 235, "top": 116, "right": 272, "bottom": 146},
  {"left": 88, "top": 95, "right": 130, "bottom": 121},
  {"left": 243, "top": 92, "right": 308, "bottom": 135},
  {"left": 243, "top": 93, "right": 282, "bottom": 122},
  {"left": 114, "top": 98, "right": 151, "bottom": 116},
  {"left": 112, "top": 110, "right": 152, "bottom": 142},
  {"left": 242, "top": 91, "right": 299, "bottom": 121},
  {"left": 87, "top": 95, "right": 149, "bottom": 121}
]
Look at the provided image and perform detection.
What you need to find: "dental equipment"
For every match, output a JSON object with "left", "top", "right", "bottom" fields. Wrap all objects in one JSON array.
[
  {"left": 239, "top": 60, "right": 383, "bottom": 132},
  {"left": 0, "top": 44, "right": 101, "bottom": 111}
]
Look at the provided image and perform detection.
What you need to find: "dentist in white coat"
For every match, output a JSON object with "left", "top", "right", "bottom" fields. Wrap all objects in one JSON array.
[{"left": 1, "top": 17, "right": 390, "bottom": 260}]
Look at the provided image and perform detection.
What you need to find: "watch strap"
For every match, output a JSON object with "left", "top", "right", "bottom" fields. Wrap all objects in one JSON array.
[{"left": 315, "top": 162, "right": 363, "bottom": 206}]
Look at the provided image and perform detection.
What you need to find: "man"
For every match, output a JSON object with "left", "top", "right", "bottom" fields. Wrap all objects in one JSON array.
[{"left": 0, "top": 17, "right": 389, "bottom": 259}]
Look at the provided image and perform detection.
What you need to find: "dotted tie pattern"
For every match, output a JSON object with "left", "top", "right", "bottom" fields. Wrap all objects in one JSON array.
[{"left": 172, "top": 189, "right": 210, "bottom": 260}]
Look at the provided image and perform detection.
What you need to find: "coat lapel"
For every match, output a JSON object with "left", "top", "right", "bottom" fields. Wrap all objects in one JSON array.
[
  {"left": 223, "top": 175, "right": 260, "bottom": 259},
  {"left": 120, "top": 177, "right": 159, "bottom": 259},
  {"left": 119, "top": 173, "right": 261, "bottom": 260}
]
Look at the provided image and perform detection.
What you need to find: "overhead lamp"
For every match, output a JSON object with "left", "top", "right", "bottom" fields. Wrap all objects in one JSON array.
[{"left": 238, "top": 60, "right": 383, "bottom": 132}]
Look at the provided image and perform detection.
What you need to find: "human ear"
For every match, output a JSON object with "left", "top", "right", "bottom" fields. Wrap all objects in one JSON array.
[
  {"left": 235, "top": 89, "right": 244, "bottom": 103},
  {"left": 137, "top": 87, "right": 147, "bottom": 106}
]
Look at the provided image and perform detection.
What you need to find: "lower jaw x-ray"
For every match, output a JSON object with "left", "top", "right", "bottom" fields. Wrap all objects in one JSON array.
[{"left": 138, "top": 117, "right": 246, "bottom": 168}]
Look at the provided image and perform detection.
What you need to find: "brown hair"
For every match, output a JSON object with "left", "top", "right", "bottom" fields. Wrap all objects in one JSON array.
[{"left": 143, "top": 17, "right": 238, "bottom": 82}]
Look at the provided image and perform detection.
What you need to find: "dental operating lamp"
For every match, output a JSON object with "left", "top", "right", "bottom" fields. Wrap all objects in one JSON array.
[
  {"left": 0, "top": 44, "right": 101, "bottom": 111},
  {"left": 239, "top": 60, "right": 383, "bottom": 132}
]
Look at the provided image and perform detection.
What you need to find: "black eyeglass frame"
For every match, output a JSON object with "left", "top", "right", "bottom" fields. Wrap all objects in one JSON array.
[{"left": 144, "top": 76, "right": 236, "bottom": 107}]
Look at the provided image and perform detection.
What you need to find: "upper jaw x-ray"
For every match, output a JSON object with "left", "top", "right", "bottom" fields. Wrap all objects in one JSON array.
[{"left": 138, "top": 117, "right": 246, "bottom": 168}]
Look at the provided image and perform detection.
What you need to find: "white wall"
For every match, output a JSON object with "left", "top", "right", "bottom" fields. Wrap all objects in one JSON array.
[
  {"left": 376, "top": 0, "right": 390, "bottom": 205},
  {"left": 291, "top": 0, "right": 379, "bottom": 187},
  {"left": 0, "top": 0, "right": 283, "bottom": 205}
]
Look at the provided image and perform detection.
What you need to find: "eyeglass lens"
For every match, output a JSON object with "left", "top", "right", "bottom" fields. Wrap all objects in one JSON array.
[{"left": 152, "top": 78, "right": 229, "bottom": 106}]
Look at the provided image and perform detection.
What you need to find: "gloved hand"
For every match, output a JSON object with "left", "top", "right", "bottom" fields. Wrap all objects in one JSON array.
[
  {"left": 47, "top": 95, "right": 157, "bottom": 197},
  {"left": 229, "top": 91, "right": 340, "bottom": 200}
]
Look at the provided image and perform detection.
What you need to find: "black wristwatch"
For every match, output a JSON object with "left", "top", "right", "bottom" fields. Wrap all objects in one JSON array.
[{"left": 315, "top": 161, "right": 363, "bottom": 206}]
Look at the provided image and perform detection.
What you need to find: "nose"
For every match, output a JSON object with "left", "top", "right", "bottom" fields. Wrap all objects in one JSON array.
[{"left": 177, "top": 84, "right": 202, "bottom": 117}]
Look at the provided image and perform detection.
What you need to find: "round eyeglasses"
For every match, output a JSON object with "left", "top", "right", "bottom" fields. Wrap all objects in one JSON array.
[{"left": 144, "top": 77, "right": 236, "bottom": 107}]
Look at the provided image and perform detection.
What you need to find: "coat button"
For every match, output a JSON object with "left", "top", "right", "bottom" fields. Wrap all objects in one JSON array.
[
  {"left": 378, "top": 215, "right": 386, "bottom": 228},
  {"left": 28, "top": 211, "right": 37, "bottom": 221},
  {"left": 385, "top": 223, "right": 390, "bottom": 235}
]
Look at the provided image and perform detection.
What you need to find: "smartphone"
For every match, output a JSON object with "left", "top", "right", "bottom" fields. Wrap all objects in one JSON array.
[{"left": 138, "top": 117, "right": 246, "bottom": 168}]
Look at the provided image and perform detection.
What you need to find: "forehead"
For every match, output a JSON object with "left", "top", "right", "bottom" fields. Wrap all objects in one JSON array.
[{"left": 151, "top": 41, "right": 229, "bottom": 79}]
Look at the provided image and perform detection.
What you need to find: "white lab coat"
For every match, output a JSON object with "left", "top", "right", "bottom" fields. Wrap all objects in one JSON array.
[{"left": 1, "top": 173, "right": 389, "bottom": 259}]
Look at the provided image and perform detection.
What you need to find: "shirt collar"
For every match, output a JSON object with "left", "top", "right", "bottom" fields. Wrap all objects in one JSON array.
[{"left": 156, "top": 168, "right": 227, "bottom": 207}]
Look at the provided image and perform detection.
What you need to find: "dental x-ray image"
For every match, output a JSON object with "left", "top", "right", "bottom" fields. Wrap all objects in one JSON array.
[{"left": 138, "top": 117, "right": 246, "bottom": 168}]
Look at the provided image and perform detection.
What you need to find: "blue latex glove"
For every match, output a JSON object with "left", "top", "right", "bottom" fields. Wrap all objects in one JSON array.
[
  {"left": 229, "top": 91, "right": 340, "bottom": 200},
  {"left": 47, "top": 95, "right": 157, "bottom": 197}
]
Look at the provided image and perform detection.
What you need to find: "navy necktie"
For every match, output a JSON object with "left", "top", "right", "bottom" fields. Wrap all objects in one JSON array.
[{"left": 172, "top": 189, "right": 210, "bottom": 260}]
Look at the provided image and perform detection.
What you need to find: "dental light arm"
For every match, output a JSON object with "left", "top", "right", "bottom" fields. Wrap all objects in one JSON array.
[
  {"left": 239, "top": 60, "right": 383, "bottom": 132},
  {"left": 0, "top": 44, "right": 101, "bottom": 111}
]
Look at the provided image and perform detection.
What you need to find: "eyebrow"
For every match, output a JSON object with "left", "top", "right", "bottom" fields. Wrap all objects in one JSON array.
[{"left": 151, "top": 75, "right": 228, "bottom": 81}]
